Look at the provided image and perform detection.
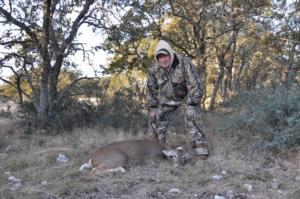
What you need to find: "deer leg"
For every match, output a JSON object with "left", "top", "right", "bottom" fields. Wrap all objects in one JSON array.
[{"left": 91, "top": 151, "right": 128, "bottom": 175}]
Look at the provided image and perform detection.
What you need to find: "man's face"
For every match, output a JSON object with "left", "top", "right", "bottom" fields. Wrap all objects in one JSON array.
[{"left": 157, "top": 54, "right": 171, "bottom": 69}]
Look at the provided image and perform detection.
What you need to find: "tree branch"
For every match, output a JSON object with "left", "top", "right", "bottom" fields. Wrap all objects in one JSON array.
[
  {"left": 0, "top": 7, "right": 41, "bottom": 49},
  {"left": 57, "top": 76, "right": 100, "bottom": 102},
  {"left": 62, "top": 0, "right": 95, "bottom": 51}
]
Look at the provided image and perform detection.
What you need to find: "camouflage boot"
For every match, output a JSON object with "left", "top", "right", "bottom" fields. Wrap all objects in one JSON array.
[
  {"left": 148, "top": 107, "right": 169, "bottom": 144},
  {"left": 192, "top": 139, "right": 209, "bottom": 160},
  {"left": 186, "top": 114, "right": 209, "bottom": 160}
]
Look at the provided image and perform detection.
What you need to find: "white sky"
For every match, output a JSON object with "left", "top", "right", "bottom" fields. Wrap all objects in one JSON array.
[{"left": 71, "top": 26, "right": 109, "bottom": 77}]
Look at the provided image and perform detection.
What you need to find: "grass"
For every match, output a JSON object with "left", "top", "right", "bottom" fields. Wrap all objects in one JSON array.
[{"left": 0, "top": 113, "right": 300, "bottom": 199}]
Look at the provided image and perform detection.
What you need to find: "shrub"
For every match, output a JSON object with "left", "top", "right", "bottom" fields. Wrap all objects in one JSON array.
[
  {"left": 48, "top": 86, "right": 147, "bottom": 133},
  {"left": 222, "top": 87, "right": 300, "bottom": 150}
]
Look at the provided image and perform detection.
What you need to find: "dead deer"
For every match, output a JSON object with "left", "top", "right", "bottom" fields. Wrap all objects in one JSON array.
[{"left": 79, "top": 139, "right": 183, "bottom": 175}]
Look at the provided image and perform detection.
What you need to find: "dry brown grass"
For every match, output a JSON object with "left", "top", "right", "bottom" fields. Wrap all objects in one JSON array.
[{"left": 0, "top": 114, "right": 300, "bottom": 199}]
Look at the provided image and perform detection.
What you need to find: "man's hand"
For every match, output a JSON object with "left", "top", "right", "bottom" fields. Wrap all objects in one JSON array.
[{"left": 186, "top": 105, "right": 199, "bottom": 121}]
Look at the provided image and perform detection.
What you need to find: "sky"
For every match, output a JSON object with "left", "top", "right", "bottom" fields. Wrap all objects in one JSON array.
[{"left": 71, "top": 27, "right": 109, "bottom": 77}]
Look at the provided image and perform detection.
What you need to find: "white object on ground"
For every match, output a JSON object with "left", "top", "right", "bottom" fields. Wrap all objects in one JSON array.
[
  {"left": 8, "top": 176, "right": 22, "bottom": 182},
  {"left": 212, "top": 175, "right": 223, "bottom": 181},
  {"left": 56, "top": 153, "right": 69, "bottom": 163},
  {"left": 243, "top": 183, "right": 253, "bottom": 192},
  {"left": 41, "top": 181, "right": 48, "bottom": 186},
  {"left": 7, "top": 176, "right": 23, "bottom": 191},
  {"left": 221, "top": 170, "right": 227, "bottom": 175},
  {"left": 168, "top": 188, "right": 181, "bottom": 194},
  {"left": 214, "top": 194, "right": 225, "bottom": 199}
]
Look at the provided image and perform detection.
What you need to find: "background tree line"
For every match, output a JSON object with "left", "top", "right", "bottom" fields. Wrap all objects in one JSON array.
[{"left": 0, "top": 0, "right": 299, "bottom": 134}]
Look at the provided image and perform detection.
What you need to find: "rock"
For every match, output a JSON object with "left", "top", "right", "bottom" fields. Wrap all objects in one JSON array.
[
  {"left": 295, "top": 175, "right": 300, "bottom": 182},
  {"left": 56, "top": 153, "right": 69, "bottom": 163},
  {"left": 212, "top": 175, "right": 223, "bottom": 181},
  {"left": 243, "top": 183, "right": 253, "bottom": 192},
  {"left": 8, "top": 176, "right": 22, "bottom": 183},
  {"left": 4, "top": 171, "right": 11, "bottom": 175},
  {"left": 7, "top": 176, "right": 23, "bottom": 191},
  {"left": 167, "top": 188, "right": 181, "bottom": 195},
  {"left": 10, "top": 181, "right": 23, "bottom": 191},
  {"left": 41, "top": 180, "right": 48, "bottom": 186},
  {"left": 221, "top": 170, "right": 227, "bottom": 175},
  {"left": 226, "top": 190, "right": 235, "bottom": 199},
  {"left": 214, "top": 194, "right": 225, "bottom": 199}
]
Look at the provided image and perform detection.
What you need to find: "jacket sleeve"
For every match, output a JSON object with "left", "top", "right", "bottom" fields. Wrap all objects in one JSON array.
[
  {"left": 182, "top": 57, "right": 204, "bottom": 106},
  {"left": 146, "top": 66, "right": 159, "bottom": 108}
]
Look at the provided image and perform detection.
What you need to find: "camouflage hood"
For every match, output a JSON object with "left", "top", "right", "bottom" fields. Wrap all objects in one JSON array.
[{"left": 154, "top": 40, "right": 175, "bottom": 67}]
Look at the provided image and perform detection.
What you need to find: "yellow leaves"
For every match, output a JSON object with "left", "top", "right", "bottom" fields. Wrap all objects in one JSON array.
[
  {"left": 161, "top": 16, "right": 182, "bottom": 33},
  {"left": 147, "top": 39, "right": 159, "bottom": 58},
  {"left": 265, "top": 0, "right": 271, "bottom": 16},
  {"left": 108, "top": 74, "right": 129, "bottom": 93},
  {"left": 106, "top": 69, "right": 146, "bottom": 98},
  {"left": 57, "top": 73, "right": 72, "bottom": 91}
]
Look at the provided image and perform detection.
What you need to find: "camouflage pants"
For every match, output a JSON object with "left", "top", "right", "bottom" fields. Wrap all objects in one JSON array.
[{"left": 149, "top": 104, "right": 208, "bottom": 156}]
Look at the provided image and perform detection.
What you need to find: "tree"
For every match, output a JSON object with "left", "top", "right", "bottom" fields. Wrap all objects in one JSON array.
[{"left": 0, "top": 0, "right": 110, "bottom": 127}]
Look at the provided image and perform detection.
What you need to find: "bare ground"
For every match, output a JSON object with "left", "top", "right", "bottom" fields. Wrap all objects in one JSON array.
[{"left": 0, "top": 114, "right": 300, "bottom": 199}]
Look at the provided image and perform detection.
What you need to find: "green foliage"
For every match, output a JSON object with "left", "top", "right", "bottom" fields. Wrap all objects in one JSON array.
[
  {"left": 50, "top": 88, "right": 147, "bottom": 132},
  {"left": 97, "top": 89, "right": 147, "bottom": 132},
  {"left": 37, "top": 72, "right": 148, "bottom": 133},
  {"left": 222, "top": 87, "right": 300, "bottom": 150}
]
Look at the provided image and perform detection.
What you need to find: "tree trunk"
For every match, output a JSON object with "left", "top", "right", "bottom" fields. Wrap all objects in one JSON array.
[
  {"left": 233, "top": 63, "right": 246, "bottom": 94},
  {"left": 221, "top": 28, "right": 238, "bottom": 103},
  {"left": 221, "top": 72, "right": 228, "bottom": 101},
  {"left": 16, "top": 76, "right": 24, "bottom": 107},
  {"left": 284, "top": 43, "right": 296, "bottom": 90},
  {"left": 48, "top": 57, "right": 63, "bottom": 118},
  {"left": 197, "top": 23, "right": 207, "bottom": 110},
  {"left": 37, "top": 0, "right": 52, "bottom": 128},
  {"left": 38, "top": 64, "right": 50, "bottom": 127},
  {"left": 209, "top": 54, "right": 225, "bottom": 111}
]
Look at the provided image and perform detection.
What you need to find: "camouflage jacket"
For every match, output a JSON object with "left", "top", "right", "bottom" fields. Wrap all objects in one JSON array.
[{"left": 146, "top": 54, "right": 204, "bottom": 108}]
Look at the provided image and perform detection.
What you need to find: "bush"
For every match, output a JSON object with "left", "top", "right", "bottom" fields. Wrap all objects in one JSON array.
[
  {"left": 96, "top": 89, "right": 147, "bottom": 133},
  {"left": 47, "top": 87, "right": 148, "bottom": 133},
  {"left": 222, "top": 87, "right": 300, "bottom": 150}
]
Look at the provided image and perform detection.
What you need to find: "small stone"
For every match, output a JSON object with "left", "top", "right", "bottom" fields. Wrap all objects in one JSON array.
[
  {"left": 168, "top": 188, "right": 181, "bottom": 194},
  {"left": 56, "top": 153, "right": 69, "bottom": 163},
  {"left": 221, "top": 170, "right": 227, "bottom": 175},
  {"left": 212, "top": 175, "right": 223, "bottom": 181},
  {"left": 214, "top": 194, "right": 225, "bottom": 199},
  {"left": 41, "top": 181, "right": 48, "bottom": 186},
  {"left": 4, "top": 171, "right": 11, "bottom": 175},
  {"left": 10, "top": 181, "right": 23, "bottom": 191},
  {"left": 295, "top": 175, "right": 300, "bottom": 182},
  {"left": 8, "top": 176, "right": 22, "bottom": 182},
  {"left": 226, "top": 190, "right": 235, "bottom": 199},
  {"left": 243, "top": 183, "right": 253, "bottom": 192}
]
